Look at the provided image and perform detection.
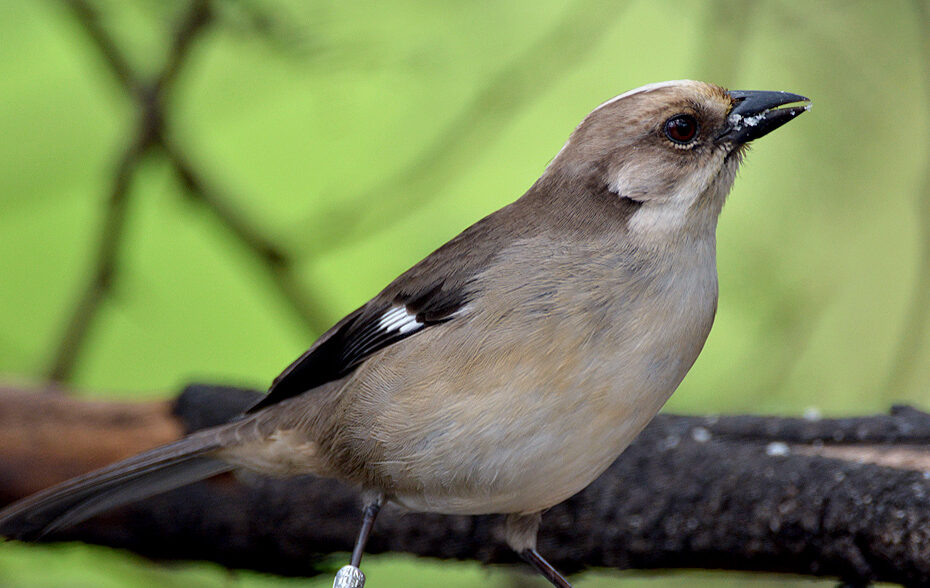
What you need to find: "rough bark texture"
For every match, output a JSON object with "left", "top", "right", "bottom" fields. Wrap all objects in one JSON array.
[{"left": 3, "top": 384, "right": 930, "bottom": 586}]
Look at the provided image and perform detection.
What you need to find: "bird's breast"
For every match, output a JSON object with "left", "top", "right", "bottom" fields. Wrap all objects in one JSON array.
[{"left": 340, "top": 235, "right": 718, "bottom": 514}]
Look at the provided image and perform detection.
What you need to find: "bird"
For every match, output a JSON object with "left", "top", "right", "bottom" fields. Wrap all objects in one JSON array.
[{"left": 0, "top": 80, "right": 809, "bottom": 587}]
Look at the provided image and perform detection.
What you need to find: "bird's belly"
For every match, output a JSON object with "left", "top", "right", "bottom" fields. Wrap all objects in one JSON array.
[
  {"left": 387, "top": 394, "right": 650, "bottom": 515},
  {"left": 362, "top": 323, "right": 706, "bottom": 515}
]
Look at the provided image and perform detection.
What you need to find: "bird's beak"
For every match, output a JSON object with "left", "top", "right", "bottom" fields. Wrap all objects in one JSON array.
[{"left": 718, "top": 90, "right": 811, "bottom": 143}]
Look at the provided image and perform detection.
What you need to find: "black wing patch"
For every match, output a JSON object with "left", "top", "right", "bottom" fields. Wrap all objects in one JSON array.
[{"left": 247, "top": 280, "right": 468, "bottom": 413}]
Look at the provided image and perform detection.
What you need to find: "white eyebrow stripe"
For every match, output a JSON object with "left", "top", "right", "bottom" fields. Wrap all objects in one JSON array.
[
  {"left": 548, "top": 80, "right": 703, "bottom": 172},
  {"left": 592, "top": 79, "right": 702, "bottom": 113}
]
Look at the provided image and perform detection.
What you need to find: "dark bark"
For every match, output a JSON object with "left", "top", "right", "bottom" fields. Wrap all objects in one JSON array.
[{"left": 3, "top": 384, "right": 930, "bottom": 586}]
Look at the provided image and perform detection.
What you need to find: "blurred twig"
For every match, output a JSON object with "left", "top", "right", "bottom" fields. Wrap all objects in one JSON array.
[
  {"left": 884, "top": 0, "right": 930, "bottom": 395},
  {"left": 697, "top": 0, "right": 756, "bottom": 86},
  {"left": 165, "top": 140, "right": 329, "bottom": 332},
  {"left": 65, "top": 0, "right": 139, "bottom": 94},
  {"left": 47, "top": 117, "right": 156, "bottom": 383},
  {"left": 289, "top": 0, "right": 630, "bottom": 257},
  {"left": 48, "top": 0, "right": 211, "bottom": 382},
  {"left": 50, "top": 0, "right": 633, "bottom": 382},
  {"left": 217, "top": 0, "right": 318, "bottom": 56},
  {"left": 48, "top": 0, "right": 329, "bottom": 383}
]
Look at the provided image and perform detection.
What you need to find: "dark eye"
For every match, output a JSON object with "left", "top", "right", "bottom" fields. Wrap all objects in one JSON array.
[{"left": 664, "top": 114, "right": 699, "bottom": 144}]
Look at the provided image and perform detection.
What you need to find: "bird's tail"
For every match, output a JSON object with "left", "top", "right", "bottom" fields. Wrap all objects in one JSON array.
[{"left": 0, "top": 428, "right": 233, "bottom": 541}]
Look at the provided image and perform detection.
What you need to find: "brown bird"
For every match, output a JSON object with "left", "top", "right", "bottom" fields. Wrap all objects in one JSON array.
[{"left": 0, "top": 80, "right": 809, "bottom": 587}]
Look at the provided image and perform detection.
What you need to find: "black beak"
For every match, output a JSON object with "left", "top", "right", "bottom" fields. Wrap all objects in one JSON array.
[{"left": 718, "top": 90, "right": 811, "bottom": 144}]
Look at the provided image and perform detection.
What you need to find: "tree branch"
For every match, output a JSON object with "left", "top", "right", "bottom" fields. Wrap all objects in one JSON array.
[
  {"left": 47, "top": 0, "right": 216, "bottom": 382},
  {"left": 164, "top": 141, "right": 331, "bottom": 335},
  {"left": 2, "top": 384, "right": 930, "bottom": 586},
  {"left": 48, "top": 0, "right": 332, "bottom": 380},
  {"left": 63, "top": 0, "right": 139, "bottom": 95},
  {"left": 45, "top": 120, "right": 154, "bottom": 382}
]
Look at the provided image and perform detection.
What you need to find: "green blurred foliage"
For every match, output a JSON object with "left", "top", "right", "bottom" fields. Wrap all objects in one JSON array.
[{"left": 0, "top": 0, "right": 926, "bottom": 586}]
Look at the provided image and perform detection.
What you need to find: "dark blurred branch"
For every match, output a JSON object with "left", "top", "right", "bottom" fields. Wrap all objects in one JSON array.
[
  {"left": 697, "top": 0, "right": 756, "bottom": 85},
  {"left": 48, "top": 0, "right": 212, "bottom": 381},
  {"left": 165, "top": 141, "right": 330, "bottom": 333},
  {"left": 291, "top": 0, "right": 630, "bottom": 257},
  {"left": 47, "top": 125, "right": 154, "bottom": 382},
  {"left": 217, "top": 0, "right": 314, "bottom": 55},
  {"left": 48, "top": 0, "right": 640, "bottom": 380},
  {"left": 885, "top": 0, "right": 930, "bottom": 395},
  {"left": 0, "top": 386, "right": 183, "bottom": 503},
  {"left": 3, "top": 384, "right": 930, "bottom": 586},
  {"left": 157, "top": 0, "right": 212, "bottom": 96},
  {"left": 48, "top": 0, "right": 329, "bottom": 381},
  {"left": 64, "top": 0, "right": 139, "bottom": 94}
]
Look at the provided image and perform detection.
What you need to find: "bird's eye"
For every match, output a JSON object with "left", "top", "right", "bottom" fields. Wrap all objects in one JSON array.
[{"left": 664, "top": 114, "right": 699, "bottom": 144}]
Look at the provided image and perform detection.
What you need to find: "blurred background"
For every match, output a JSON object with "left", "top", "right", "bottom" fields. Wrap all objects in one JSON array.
[{"left": 0, "top": 0, "right": 927, "bottom": 586}]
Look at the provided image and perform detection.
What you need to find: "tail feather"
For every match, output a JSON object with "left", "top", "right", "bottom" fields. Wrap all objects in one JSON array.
[{"left": 0, "top": 431, "right": 233, "bottom": 541}]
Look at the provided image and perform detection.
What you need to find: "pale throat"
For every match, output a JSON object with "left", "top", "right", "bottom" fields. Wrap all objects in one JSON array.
[{"left": 610, "top": 159, "right": 728, "bottom": 239}]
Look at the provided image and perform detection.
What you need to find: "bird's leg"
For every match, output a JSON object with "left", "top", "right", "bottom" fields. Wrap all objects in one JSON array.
[
  {"left": 520, "top": 549, "right": 572, "bottom": 588},
  {"left": 505, "top": 512, "right": 573, "bottom": 588},
  {"left": 333, "top": 493, "right": 384, "bottom": 588},
  {"left": 351, "top": 494, "right": 383, "bottom": 566},
  {"left": 519, "top": 549, "right": 572, "bottom": 588}
]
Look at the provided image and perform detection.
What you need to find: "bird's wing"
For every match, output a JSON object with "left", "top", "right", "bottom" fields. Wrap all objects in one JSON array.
[
  {"left": 248, "top": 281, "right": 468, "bottom": 412},
  {"left": 248, "top": 208, "right": 518, "bottom": 413}
]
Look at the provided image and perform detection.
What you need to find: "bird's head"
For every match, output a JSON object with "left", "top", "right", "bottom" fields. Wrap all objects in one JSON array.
[{"left": 547, "top": 80, "right": 810, "bottom": 239}]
